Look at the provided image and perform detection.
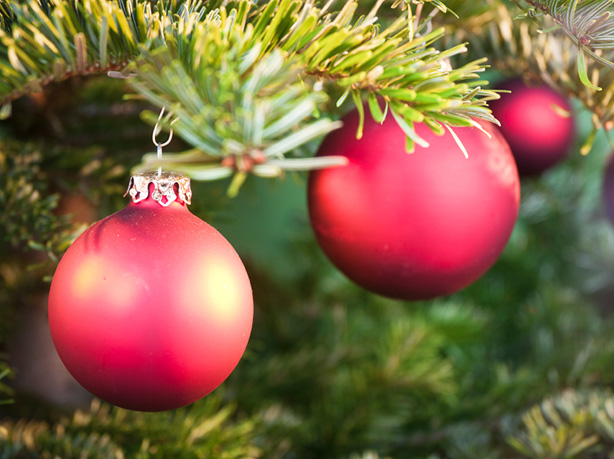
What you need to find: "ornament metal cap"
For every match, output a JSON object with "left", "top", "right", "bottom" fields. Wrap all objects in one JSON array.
[{"left": 125, "top": 171, "right": 192, "bottom": 207}]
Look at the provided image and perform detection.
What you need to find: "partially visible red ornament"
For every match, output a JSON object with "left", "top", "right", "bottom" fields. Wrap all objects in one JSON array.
[
  {"left": 48, "top": 172, "right": 253, "bottom": 411},
  {"left": 489, "top": 78, "right": 575, "bottom": 175},
  {"left": 308, "top": 107, "right": 520, "bottom": 301}
]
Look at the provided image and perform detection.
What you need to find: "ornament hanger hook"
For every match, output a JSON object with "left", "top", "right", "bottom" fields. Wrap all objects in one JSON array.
[{"left": 152, "top": 107, "right": 179, "bottom": 176}]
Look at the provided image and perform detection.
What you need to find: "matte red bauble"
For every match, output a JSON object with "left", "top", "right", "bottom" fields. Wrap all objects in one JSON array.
[
  {"left": 489, "top": 78, "right": 575, "bottom": 175},
  {"left": 308, "top": 108, "right": 520, "bottom": 301},
  {"left": 48, "top": 172, "right": 253, "bottom": 411}
]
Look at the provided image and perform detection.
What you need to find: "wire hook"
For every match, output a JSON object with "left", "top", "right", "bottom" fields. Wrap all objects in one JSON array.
[{"left": 152, "top": 107, "right": 178, "bottom": 176}]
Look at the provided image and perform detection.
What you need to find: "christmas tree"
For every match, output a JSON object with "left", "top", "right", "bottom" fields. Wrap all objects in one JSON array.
[{"left": 2, "top": 0, "right": 614, "bottom": 456}]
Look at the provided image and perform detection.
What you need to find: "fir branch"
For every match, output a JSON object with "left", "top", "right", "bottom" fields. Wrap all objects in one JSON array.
[
  {"left": 0, "top": 139, "right": 124, "bottom": 260},
  {"left": 0, "top": 0, "right": 224, "bottom": 103},
  {"left": 0, "top": 395, "right": 260, "bottom": 458},
  {"left": 444, "top": 0, "right": 614, "bottom": 153},
  {"left": 507, "top": 389, "right": 614, "bottom": 457},
  {"left": 513, "top": 0, "right": 614, "bottom": 89},
  {"left": 129, "top": 39, "right": 344, "bottom": 194},
  {"left": 129, "top": 0, "right": 497, "bottom": 185},
  {"left": 279, "top": 0, "right": 499, "bottom": 151},
  {"left": 1, "top": 0, "right": 499, "bottom": 188},
  {"left": 0, "top": 141, "right": 74, "bottom": 259},
  {"left": 0, "top": 0, "right": 158, "bottom": 103}
]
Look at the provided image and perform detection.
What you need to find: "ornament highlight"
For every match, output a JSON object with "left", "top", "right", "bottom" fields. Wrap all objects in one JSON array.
[
  {"left": 489, "top": 78, "right": 575, "bottom": 175},
  {"left": 48, "top": 171, "right": 253, "bottom": 411},
  {"left": 308, "top": 107, "right": 520, "bottom": 301}
]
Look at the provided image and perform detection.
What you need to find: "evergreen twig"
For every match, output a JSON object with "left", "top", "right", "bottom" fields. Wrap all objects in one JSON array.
[
  {"left": 0, "top": 395, "right": 260, "bottom": 458},
  {"left": 128, "top": 0, "right": 499, "bottom": 190},
  {"left": 507, "top": 389, "right": 614, "bottom": 457},
  {"left": 444, "top": 0, "right": 614, "bottom": 153},
  {"left": 0, "top": 0, "right": 498, "bottom": 192},
  {"left": 513, "top": 0, "right": 614, "bottom": 90}
]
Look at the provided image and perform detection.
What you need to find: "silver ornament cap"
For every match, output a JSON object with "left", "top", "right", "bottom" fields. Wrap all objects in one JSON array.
[{"left": 124, "top": 171, "right": 192, "bottom": 207}]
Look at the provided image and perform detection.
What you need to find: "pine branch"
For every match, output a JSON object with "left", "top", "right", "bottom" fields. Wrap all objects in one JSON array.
[
  {"left": 0, "top": 139, "right": 125, "bottom": 260},
  {"left": 1, "top": 141, "right": 77, "bottom": 260},
  {"left": 507, "top": 389, "right": 614, "bottom": 457},
  {"left": 255, "top": 0, "right": 500, "bottom": 144},
  {"left": 444, "top": 0, "right": 614, "bottom": 153},
  {"left": 0, "top": 0, "right": 225, "bottom": 102},
  {"left": 126, "top": 0, "right": 498, "bottom": 191},
  {"left": 0, "top": 0, "right": 498, "bottom": 193},
  {"left": 513, "top": 0, "right": 614, "bottom": 90},
  {"left": 0, "top": 0, "right": 160, "bottom": 103},
  {"left": 0, "top": 395, "right": 260, "bottom": 458},
  {"left": 129, "top": 14, "right": 345, "bottom": 195}
]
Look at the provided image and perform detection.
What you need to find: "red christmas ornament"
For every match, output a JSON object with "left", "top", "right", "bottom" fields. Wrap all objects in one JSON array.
[
  {"left": 308, "top": 108, "right": 520, "bottom": 301},
  {"left": 48, "top": 172, "right": 253, "bottom": 411},
  {"left": 489, "top": 78, "right": 575, "bottom": 175}
]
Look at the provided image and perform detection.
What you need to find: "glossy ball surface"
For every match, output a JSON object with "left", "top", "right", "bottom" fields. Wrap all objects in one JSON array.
[
  {"left": 489, "top": 78, "right": 575, "bottom": 175},
  {"left": 308, "top": 109, "right": 520, "bottom": 301},
  {"left": 49, "top": 198, "right": 253, "bottom": 411}
]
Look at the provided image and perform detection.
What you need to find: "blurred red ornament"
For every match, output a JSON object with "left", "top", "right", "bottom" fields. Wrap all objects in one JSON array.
[
  {"left": 489, "top": 78, "right": 575, "bottom": 175},
  {"left": 308, "top": 107, "right": 520, "bottom": 301},
  {"left": 49, "top": 172, "right": 253, "bottom": 411}
]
